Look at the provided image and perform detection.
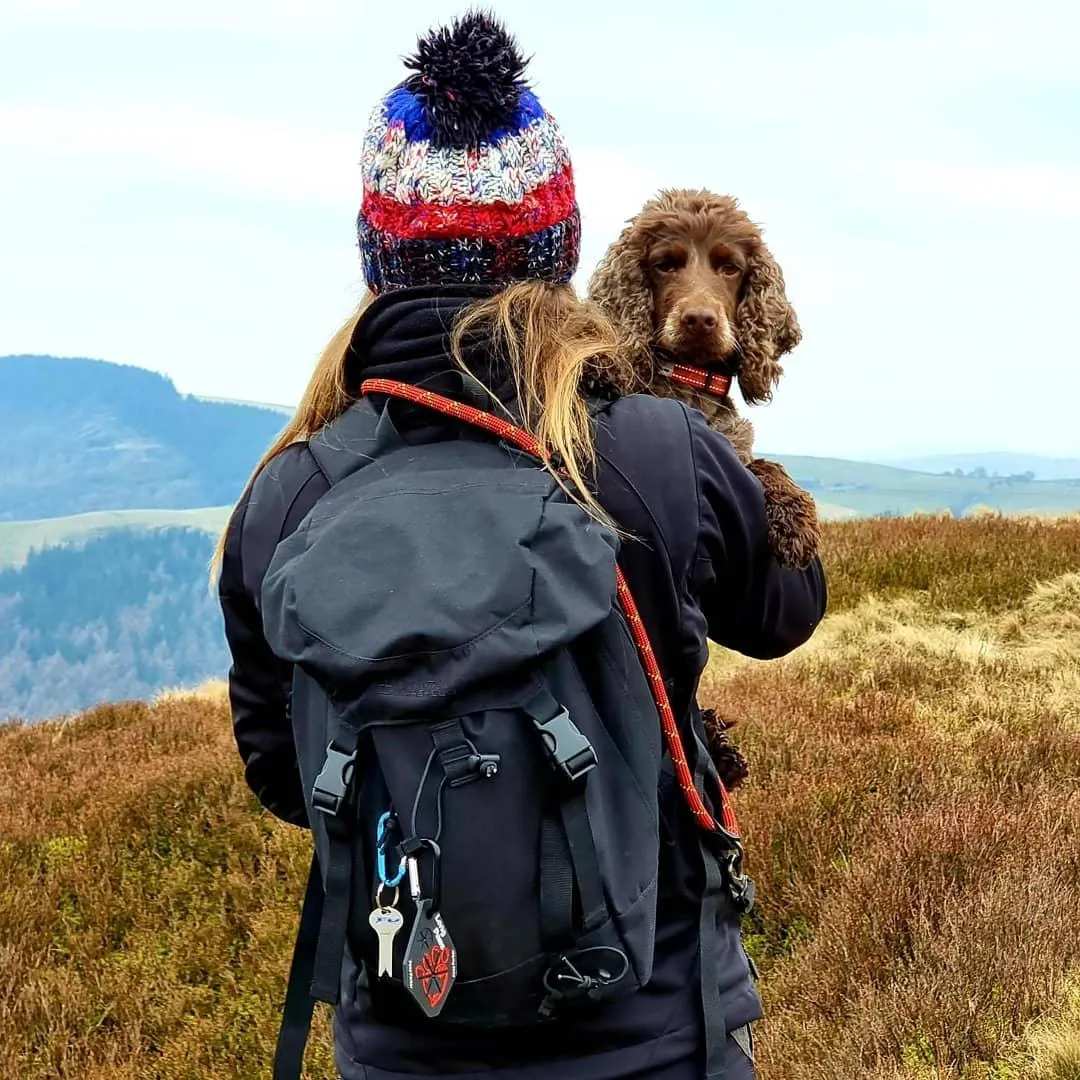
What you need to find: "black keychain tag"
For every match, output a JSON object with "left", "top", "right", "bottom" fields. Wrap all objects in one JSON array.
[
  {"left": 402, "top": 849, "right": 457, "bottom": 1016},
  {"left": 403, "top": 895, "right": 457, "bottom": 1017}
]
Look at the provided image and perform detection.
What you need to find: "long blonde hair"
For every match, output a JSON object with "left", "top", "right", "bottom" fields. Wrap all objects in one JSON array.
[{"left": 210, "top": 280, "right": 639, "bottom": 585}]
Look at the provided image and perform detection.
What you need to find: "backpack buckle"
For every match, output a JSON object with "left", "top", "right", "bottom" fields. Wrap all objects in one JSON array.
[
  {"left": 311, "top": 743, "right": 358, "bottom": 818},
  {"left": 723, "top": 847, "right": 756, "bottom": 914},
  {"left": 532, "top": 707, "right": 597, "bottom": 785}
]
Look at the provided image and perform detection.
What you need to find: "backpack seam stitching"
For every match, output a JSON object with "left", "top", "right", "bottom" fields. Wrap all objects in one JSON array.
[{"left": 293, "top": 595, "right": 533, "bottom": 664}]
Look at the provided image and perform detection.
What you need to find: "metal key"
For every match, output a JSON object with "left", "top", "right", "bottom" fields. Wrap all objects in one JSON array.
[{"left": 369, "top": 888, "right": 404, "bottom": 978}]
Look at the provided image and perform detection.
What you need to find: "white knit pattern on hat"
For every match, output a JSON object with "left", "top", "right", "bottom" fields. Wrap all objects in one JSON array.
[{"left": 361, "top": 101, "right": 571, "bottom": 208}]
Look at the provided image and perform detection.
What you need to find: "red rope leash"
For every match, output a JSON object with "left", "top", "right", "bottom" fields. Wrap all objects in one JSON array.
[{"left": 360, "top": 378, "right": 740, "bottom": 839}]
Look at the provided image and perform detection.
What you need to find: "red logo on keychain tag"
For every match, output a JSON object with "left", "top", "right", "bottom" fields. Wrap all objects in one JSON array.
[{"left": 403, "top": 900, "right": 457, "bottom": 1016}]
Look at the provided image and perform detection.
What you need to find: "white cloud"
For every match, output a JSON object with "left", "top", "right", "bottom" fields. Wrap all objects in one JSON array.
[
  {"left": 884, "top": 161, "right": 1080, "bottom": 217},
  {"left": 0, "top": 105, "right": 360, "bottom": 206},
  {"left": 0, "top": 0, "right": 365, "bottom": 33},
  {"left": 0, "top": 1, "right": 1077, "bottom": 456}
]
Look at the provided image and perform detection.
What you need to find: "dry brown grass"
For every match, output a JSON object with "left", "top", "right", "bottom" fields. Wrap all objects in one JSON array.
[
  {"left": 818, "top": 514, "right": 1080, "bottom": 614},
  {"left": 2, "top": 515, "right": 1079, "bottom": 1078},
  {"left": 0, "top": 684, "right": 335, "bottom": 1079},
  {"left": 701, "top": 515, "right": 1080, "bottom": 1079}
]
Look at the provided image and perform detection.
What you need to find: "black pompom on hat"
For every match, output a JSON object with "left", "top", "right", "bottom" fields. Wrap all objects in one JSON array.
[{"left": 402, "top": 11, "right": 530, "bottom": 149}]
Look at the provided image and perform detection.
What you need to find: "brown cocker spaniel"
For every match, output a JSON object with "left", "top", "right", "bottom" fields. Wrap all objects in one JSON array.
[{"left": 588, "top": 189, "right": 820, "bottom": 572}]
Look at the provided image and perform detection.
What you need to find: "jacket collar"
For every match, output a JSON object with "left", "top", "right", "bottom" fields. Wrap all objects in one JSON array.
[{"left": 345, "top": 284, "right": 507, "bottom": 400}]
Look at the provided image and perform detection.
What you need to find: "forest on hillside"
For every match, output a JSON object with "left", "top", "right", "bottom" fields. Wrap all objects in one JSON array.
[
  {"left": 0, "top": 528, "right": 228, "bottom": 721},
  {"left": 0, "top": 355, "right": 285, "bottom": 520}
]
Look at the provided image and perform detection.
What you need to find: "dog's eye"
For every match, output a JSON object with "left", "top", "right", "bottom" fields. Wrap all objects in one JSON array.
[
  {"left": 650, "top": 250, "right": 686, "bottom": 273},
  {"left": 715, "top": 261, "right": 741, "bottom": 277}
]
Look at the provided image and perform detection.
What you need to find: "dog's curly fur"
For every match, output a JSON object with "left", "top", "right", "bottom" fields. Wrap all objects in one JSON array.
[
  {"left": 589, "top": 190, "right": 823, "bottom": 787},
  {"left": 700, "top": 708, "right": 750, "bottom": 791},
  {"left": 588, "top": 189, "right": 820, "bottom": 571}
]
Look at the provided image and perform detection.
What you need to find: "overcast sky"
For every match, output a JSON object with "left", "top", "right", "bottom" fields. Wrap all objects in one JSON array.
[{"left": 1, "top": 0, "right": 1078, "bottom": 457}]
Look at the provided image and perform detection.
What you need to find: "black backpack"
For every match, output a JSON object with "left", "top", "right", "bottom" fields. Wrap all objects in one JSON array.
[{"left": 259, "top": 378, "right": 747, "bottom": 1079}]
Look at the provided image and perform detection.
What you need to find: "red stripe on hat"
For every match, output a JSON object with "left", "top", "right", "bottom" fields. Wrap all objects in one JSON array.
[{"left": 361, "top": 167, "right": 577, "bottom": 240}]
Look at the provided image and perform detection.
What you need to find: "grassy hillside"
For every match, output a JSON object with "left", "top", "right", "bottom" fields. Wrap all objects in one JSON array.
[
  {"left": 0, "top": 506, "right": 231, "bottom": 569},
  {"left": 879, "top": 452, "right": 1080, "bottom": 481},
  {"left": 3, "top": 517, "right": 1080, "bottom": 1078},
  {"left": 701, "top": 515, "right": 1080, "bottom": 1078},
  {"left": 773, "top": 454, "right": 1080, "bottom": 518}
]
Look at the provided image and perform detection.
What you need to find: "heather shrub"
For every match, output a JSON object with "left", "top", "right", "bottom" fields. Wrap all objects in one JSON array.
[{"left": 3, "top": 517, "right": 1079, "bottom": 1078}]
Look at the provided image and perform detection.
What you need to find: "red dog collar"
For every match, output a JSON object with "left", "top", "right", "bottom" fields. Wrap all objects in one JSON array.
[{"left": 658, "top": 362, "right": 733, "bottom": 399}]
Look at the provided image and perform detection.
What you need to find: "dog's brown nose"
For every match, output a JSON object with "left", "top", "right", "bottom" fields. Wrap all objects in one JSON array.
[{"left": 681, "top": 307, "right": 718, "bottom": 333}]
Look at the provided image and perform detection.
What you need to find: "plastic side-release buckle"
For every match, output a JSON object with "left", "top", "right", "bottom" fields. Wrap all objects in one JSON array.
[
  {"left": 311, "top": 743, "right": 358, "bottom": 817},
  {"left": 532, "top": 707, "right": 597, "bottom": 784}
]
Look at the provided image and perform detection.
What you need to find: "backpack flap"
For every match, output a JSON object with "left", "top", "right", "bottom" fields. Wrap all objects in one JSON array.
[{"left": 260, "top": 438, "right": 619, "bottom": 720}]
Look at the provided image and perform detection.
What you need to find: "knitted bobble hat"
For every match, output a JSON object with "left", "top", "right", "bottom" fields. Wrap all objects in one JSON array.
[{"left": 358, "top": 11, "right": 581, "bottom": 293}]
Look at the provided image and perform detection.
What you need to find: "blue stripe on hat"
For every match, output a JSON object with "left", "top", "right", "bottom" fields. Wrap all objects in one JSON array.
[
  {"left": 483, "top": 89, "right": 547, "bottom": 142},
  {"left": 510, "top": 90, "right": 546, "bottom": 129},
  {"left": 381, "top": 85, "right": 547, "bottom": 145},
  {"left": 383, "top": 86, "right": 433, "bottom": 141}
]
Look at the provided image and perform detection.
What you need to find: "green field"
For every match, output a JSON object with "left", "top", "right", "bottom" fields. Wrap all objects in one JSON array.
[
  {"left": 813, "top": 500, "right": 861, "bottom": 521},
  {"left": 774, "top": 454, "right": 1080, "bottom": 518},
  {"left": 0, "top": 507, "right": 232, "bottom": 569}
]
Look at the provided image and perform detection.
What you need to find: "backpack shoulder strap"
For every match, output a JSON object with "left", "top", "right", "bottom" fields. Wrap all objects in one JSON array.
[{"left": 274, "top": 672, "right": 361, "bottom": 1080}]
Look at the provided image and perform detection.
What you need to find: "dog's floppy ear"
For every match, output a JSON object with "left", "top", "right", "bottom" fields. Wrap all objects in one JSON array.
[
  {"left": 587, "top": 222, "right": 657, "bottom": 379},
  {"left": 735, "top": 235, "right": 802, "bottom": 405}
]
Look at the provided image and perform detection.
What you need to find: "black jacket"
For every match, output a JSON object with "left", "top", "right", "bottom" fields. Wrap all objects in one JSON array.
[{"left": 218, "top": 285, "right": 827, "bottom": 1078}]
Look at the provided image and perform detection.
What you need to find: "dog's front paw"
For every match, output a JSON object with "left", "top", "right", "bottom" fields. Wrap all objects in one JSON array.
[{"left": 746, "top": 458, "right": 821, "bottom": 570}]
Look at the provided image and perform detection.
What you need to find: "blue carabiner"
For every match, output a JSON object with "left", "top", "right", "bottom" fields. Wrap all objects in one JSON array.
[{"left": 376, "top": 811, "right": 406, "bottom": 888}]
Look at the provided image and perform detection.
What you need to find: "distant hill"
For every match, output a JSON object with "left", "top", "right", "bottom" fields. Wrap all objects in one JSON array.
[
  {"left": 2, "top": 352, "right": 1075, "bottom": 723},
  {"left": 0, "top": 355, "right": 287, "bottom": 521},
  {"left": 873, "top": 451, "right": 1080, "bottom": 482},
  {"left": 2, "top": 354, "right": 1078, "bottom": 532}
]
